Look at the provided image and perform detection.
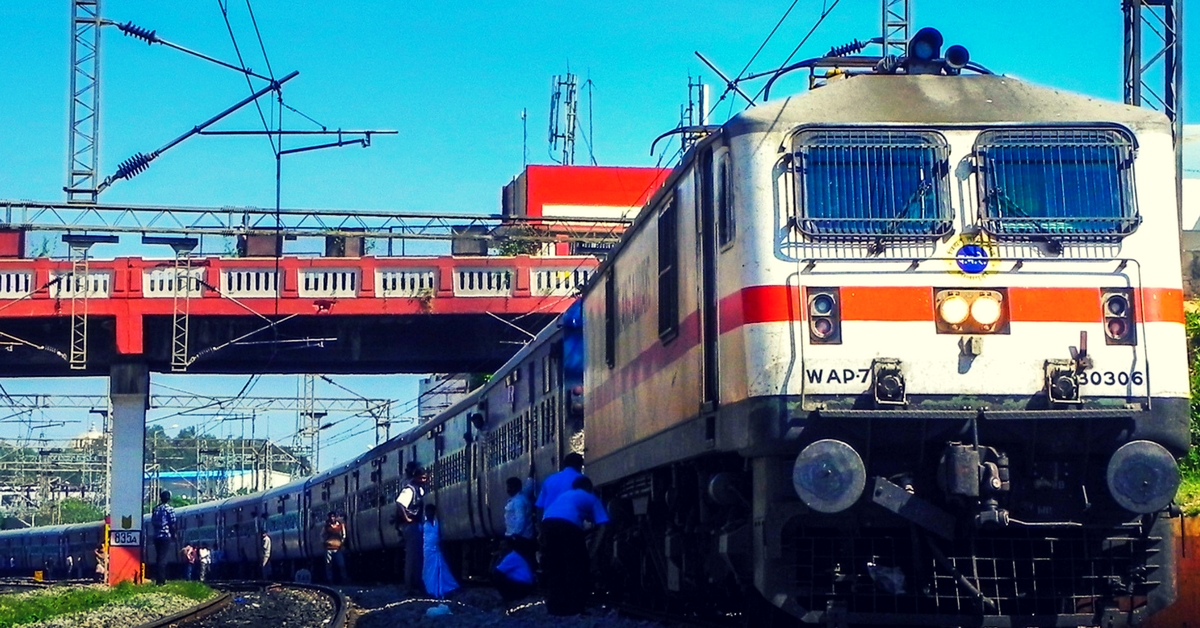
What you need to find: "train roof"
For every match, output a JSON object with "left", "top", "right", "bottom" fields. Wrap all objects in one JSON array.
[
  {"left": 728, "top": 74, "right": 1169, "bottom": 136},
  {"left": 577, "top": 74, "right": 1170, "bottom": 304}
]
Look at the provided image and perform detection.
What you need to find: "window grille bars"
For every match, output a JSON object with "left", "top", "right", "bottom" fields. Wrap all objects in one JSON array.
[
  {"left": 791, "top": 130, "right": 953, "bottom": 240},
  {"left": 976, "top": 128, "right": 1140, "bottom": 241}
]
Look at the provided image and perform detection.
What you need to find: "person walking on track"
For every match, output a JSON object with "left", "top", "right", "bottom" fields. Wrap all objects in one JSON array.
[
  {"left": 150, "top": 490, "right": 177, "bottom": 585},
  {"left": 260, "top": 530, "right": 272, "bottom": 580},
  {"left": 323, "top": 512, "right": 349, "bottom": 584}
]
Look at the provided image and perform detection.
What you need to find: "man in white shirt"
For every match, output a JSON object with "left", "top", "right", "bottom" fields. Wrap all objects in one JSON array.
[{"left": 503, "top": 476, "right": 536, "bottom": 561}]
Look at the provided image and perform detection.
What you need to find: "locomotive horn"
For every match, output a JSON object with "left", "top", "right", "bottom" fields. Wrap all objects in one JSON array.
[
  {"left": 907, "top": 27, "right": 944, "bottom": 62},
  {"left": 945, "top": 45, "right": 971, "bottom": 72},
  {"left": 792, "top": 439, "right": 867, "bottom": 513}
]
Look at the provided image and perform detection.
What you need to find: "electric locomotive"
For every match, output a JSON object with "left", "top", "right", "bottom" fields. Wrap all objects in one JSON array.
[{"left": 581, "top": 29, "right": 1187, "bottom": 626}]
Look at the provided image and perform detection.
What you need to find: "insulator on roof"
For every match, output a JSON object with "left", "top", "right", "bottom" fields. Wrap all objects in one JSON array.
[{"left": 826, "top": 39, "right": 867, "bottom": 58}]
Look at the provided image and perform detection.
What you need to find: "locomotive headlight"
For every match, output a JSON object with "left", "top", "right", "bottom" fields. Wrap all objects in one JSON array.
[
  {"left": 1106, "top": 440, "right": 1180, "bottom": 514},
  {"left": 970, "top": 295, "right": 1003, "bottom": 326},
  {"left": 935, "top": 288, "right": 1010, "bottom": 335},
  {"left": 938, "top": 295, "right": 970, "bottom": 325}
]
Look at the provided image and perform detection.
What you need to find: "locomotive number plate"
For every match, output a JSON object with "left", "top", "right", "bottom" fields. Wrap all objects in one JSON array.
[
  {"left": 109, "top": 529, "right": 141, "bottom": 547},
  {"left": 1078, "top": 370, "right": 1145, "bottom": 387}
]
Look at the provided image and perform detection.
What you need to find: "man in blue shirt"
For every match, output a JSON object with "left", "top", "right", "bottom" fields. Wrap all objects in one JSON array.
[
  {"left": 541, "top": 475, "right": 609, "bottom": 616},
  {"left": 535, "top": 452, "right": 583, "bottom": 516},
  {"left": 150, "top": 490, "right": 177, "bottom": 585}
]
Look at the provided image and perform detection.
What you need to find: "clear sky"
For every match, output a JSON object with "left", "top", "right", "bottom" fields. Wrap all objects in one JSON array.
[{"left": 0, "top": 1, "right": 1196, "bottom": 473}]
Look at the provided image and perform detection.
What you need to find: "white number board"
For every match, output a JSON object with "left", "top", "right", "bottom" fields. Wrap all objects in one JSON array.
[{"left": 109, "top": 529, "right": 142, "bottom": 547}]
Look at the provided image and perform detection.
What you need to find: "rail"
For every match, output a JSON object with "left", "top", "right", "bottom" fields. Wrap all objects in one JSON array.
[{"left": 131, "top": 591, "right": 232, "bottom": 628}]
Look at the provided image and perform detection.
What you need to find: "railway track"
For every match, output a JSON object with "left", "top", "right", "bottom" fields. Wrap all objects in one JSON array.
[
  {"left": 137, "top": 581, "right": 346, "bottom": 628},
  {"left": 0, "top": 577, "right": 52, "bottom": 595}
]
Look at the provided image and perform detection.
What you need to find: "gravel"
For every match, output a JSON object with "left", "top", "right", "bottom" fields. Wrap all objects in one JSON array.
[
  {"left": 345, "top": 585, "right": 672, "bottom": 628},
  {"left": 173, "top": 588, "right": 334, "bottom": 628},
  {"left": 20, "top": 585, "right": 213, "bottom": 628}
]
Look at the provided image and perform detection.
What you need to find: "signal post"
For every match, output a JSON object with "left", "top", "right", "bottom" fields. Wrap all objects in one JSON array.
[{"left": 108, "top": 363, "right": 148, "bottom": 584}]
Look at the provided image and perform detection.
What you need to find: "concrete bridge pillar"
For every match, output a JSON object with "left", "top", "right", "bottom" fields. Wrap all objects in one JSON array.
[{"left": 107, "top": 362, "right": 148, "bottom": 584}]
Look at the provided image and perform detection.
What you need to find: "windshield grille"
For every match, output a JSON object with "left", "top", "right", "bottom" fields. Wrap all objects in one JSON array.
[
  {"left": 791, "top": 130, "right": 953, "bottom": 240},
  {"left": 976, "top": 128, "right": 1140, "bottom": 241}
]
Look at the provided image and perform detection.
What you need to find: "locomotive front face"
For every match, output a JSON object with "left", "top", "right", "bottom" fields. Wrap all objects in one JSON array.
[{"left": 714, "top": 75, "right": 1188, "bottom": 626}]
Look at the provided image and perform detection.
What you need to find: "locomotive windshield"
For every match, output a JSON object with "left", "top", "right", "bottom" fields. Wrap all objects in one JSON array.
[
  {"left": 791, "top": 129, "right": 953, "bottom": 239},
  {"left": 975, "top": 128, "right": 1139, "bottom": 239}
]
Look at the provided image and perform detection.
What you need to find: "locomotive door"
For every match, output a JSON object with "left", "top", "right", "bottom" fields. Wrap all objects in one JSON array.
[{"left": 697, "top": 147, "right": 719, "bottom": 411}]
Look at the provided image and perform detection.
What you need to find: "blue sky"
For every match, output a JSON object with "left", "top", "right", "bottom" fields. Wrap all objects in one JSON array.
[{"left": 0, "top": 1, "right": 1196, "bottom": 472}]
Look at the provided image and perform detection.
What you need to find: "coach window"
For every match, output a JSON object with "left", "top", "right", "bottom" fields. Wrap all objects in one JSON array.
[
  {"left": 604, "top": 269, "right": 616, "bottom": 368},
  {"left": 792, "top": 129, "right": 952, "bottom": 239},
  {"left": 658, "top": 194, "right": 679, "bottom": 341},
  {"left": 975, "top": 127, "right": 1139, "bottom": 240},
  {"left": 716, "top": 153, "right": 734, "bottom": 247}
]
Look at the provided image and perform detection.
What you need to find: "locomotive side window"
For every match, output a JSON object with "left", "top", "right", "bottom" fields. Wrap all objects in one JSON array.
[
  {"left": 975, "top": 128, "right": 1139, "bottom": 239},
  {"left": 658, "top": 195, "right": 679, "bottom": 341},
  {"left": 716, "top": 154, "right": 734, "bottom": 247},
  {"left": 792, "top": 129, "right": 952, "bottom": 239}
]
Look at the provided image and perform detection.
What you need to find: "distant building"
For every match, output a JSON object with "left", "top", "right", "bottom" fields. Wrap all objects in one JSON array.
[
  {"left": 501, "top": 165, "right": 670, "bottom": 256},
  {"left": 418, "top": 374, "right": 472, "bottom": 421},
  {"left": 149, "top": 469, "right": 294, "bottom": 502}
]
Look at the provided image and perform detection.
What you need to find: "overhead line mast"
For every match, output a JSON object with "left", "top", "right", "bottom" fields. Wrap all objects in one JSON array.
[
  {"left": 67, "top": 1, "right": 102, "bottom": 204},
  {"left": 1122, "top": 0, "right": 1185, "bottom": 231},
  {"left": 64, "top": 2, "right": 393, "bottom": 204}
]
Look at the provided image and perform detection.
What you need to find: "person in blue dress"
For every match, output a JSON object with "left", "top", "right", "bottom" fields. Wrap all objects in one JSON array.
[{"left": 421, "top": 503, "right": 459, "bottom": 599}]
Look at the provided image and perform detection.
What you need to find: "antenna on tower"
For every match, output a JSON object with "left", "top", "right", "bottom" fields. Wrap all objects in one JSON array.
[
  {"left": 680, "top": 76, "right": 710, "bottom": 151},
  {"left": 548, "top": 70, "right": 578, "bottom": 165}
]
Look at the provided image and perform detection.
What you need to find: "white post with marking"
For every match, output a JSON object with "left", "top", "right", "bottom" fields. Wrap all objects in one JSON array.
[{"left": 108, "top": 363, "right": 148, "bottom": 584}]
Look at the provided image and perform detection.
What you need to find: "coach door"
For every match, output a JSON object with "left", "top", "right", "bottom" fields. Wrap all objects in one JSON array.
[{"left": 697, "top": 147, "right": 719, "bottom": 414}]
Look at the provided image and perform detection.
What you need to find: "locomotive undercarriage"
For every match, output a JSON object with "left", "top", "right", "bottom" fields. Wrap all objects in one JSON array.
[
  {"left": 762, "top": 401, "right": 1183, "bottom": 627},
  {"left": 593, "top": 396, "right": 1184, "bottom": 627}
]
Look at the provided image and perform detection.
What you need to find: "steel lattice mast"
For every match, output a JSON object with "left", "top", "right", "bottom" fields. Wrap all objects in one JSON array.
[
  {"left": 66, "top": 0, "right": 103, "bottom": 204},
  {"left": 1123, "top": 0, "right": 1184, "bottom": 228},
  {"left": 881, "top": 0, "right": 911, "bottom": 58}
]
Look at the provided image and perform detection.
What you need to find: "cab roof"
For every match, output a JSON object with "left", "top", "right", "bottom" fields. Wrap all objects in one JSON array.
[{"left": 728, "top": 74, "right": 1169, "bottom": 136}]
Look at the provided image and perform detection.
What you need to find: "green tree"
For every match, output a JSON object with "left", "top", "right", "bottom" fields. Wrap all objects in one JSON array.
[{"left": 37, "top": 498, "right": 104, "bottom": 524}]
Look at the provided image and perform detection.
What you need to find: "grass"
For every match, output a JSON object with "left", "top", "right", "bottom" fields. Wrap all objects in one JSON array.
[
  {"left": 1178, "top": 448, "right": 1200, "bottom": 517},
  {"left": 0, "top": 580, "right": 213, "bottom": 628}
]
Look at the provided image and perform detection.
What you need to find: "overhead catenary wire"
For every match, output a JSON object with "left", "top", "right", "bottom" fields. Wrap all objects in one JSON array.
[
  {"left": 217, "top": 0, "right": 276, "bottom": 155},
  {"left": 746, "top": 0, "right": 843, "bottom": 105},
  {"left": 702, "top": 0, "right": 803, "bottom": 117}
]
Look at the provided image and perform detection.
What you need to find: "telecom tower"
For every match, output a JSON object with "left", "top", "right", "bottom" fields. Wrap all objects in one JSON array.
[
  {"left": 548, "top": 72, "right": 579, "bottom": 165},
  {"left": 680, "top": 77, "right": 710, "bottom": 151}
]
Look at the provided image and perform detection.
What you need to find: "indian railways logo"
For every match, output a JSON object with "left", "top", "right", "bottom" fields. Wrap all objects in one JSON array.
[{"left": 949, "top": 233, "right": 998, "bottom": 277}]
